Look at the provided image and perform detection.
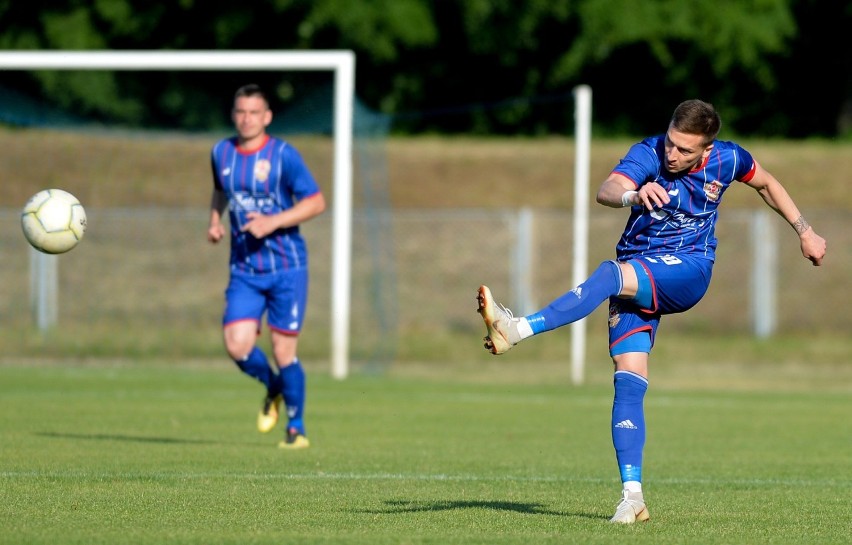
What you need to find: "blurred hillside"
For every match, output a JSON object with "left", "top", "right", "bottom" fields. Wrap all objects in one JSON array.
[
  {"left": 0, "top": 128, "right": 848, "bottom": 368},
  {"left": 0, "top": 127, "right": 849, "bottom": 211}
]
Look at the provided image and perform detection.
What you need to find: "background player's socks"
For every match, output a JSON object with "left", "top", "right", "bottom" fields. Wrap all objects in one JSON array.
[
  {"left": 235, "top": 347, "right": 275, "bottom": 393},
  {"left": 280, "top": 359, "right": 307, "bottom": 433}
]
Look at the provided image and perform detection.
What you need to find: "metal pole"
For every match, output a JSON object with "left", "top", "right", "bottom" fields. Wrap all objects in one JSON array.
[{"left": 570, "top": 85, "right": 592, "bottom": 385}]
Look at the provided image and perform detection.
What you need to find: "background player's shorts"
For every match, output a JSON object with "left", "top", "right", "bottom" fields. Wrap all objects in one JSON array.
[
  {"left": 608, "top": 253, "right": 713, "bottom": 355},
  {"left": 223, "top": 268, "right": 309, "bottom": 334}
]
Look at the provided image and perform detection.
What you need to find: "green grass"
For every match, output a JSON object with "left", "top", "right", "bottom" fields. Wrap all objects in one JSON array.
[{"left": 1, "top": 361, "right": 849, "bottom": 544}]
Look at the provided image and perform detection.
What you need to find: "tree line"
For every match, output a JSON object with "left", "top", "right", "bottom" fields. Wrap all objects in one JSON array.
[{"left": 0, "top": 0, "right": 849, "bottom": 138}]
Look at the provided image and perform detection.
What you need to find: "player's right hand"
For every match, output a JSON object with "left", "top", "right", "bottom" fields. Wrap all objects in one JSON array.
[{"left": 207, "top": 223, "right": 226, "bottom": 243}]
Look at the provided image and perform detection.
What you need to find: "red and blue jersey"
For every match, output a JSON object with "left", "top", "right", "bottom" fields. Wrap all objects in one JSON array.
[
  {"left": 211, "top": 135, "right": 322, "bottom": 275},
  {"left": 611, "top": 135, "right": 757, "bottom": 262}
]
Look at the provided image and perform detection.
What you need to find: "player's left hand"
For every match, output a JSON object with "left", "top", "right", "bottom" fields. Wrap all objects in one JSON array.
[
  {"left": 638, "top": 181, "right": 671, "bottom": 210},
  {"left": 800, "top": 228, "right": 826, "bottom": 266},
  {"left": 241, "top": 211, "right": 279, "bottom": 238}
]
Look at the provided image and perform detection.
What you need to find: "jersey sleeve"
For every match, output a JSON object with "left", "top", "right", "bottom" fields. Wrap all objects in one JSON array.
[
  {"left": 281, "top": 145, "right": 322, "bottom": 200},
  {"left": 611, "top": 139, "right": 661, "bottom": 188},
  {"left": 731, "top": 143, "right": 757, "bottom": 182}
]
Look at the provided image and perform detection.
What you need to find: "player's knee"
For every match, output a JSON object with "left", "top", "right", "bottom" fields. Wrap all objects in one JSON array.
[
  {"left": 270, "top": 331, "right": 299, "bottom": 368},
  {"left": 271, "top": 345, "right": 298, "bottom": 368},
  {"left": 223, "top": 338, "right": 255, "bottom": 361},
  {"left": 223, "top": 322, "right": 259, "bottom": 359},
  {"left": 611, "top": 350, "right": 650, "bottom": 377}
]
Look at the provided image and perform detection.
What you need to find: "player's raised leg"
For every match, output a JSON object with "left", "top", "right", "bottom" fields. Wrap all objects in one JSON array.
[
  {"left": 477, "top": 261, "right": 628, "bottom": 355},
  {"left": 222, "top": 277, "right": 285, "bottom": 433},
  {"left": 232, "top": 344, "right": 281, "bottom": 433}
]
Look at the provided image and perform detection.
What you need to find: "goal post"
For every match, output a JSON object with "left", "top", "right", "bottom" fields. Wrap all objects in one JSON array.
[{"left": 0, "top": 50, "right": 355, "bottom": 379}]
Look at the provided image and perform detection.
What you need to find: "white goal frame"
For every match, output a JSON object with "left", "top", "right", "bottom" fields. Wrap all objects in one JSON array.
[{"left": 0, "top": 50, "right": 355, "bottom": 379}]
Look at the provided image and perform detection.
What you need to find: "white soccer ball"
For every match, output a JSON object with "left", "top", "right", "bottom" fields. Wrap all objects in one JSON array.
[{"left": 21, "top": 189, "right": 87, "bottom": 254}]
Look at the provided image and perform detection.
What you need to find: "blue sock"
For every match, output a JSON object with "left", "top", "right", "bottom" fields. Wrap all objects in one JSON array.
[
  {"left": 280, "top": 359, "right": 306, "bottom": 434},
  {"left": 611, "top": 370, "right": 648, "bottom": 485},
  {"left": 235, "top": 347, "right": 276, "bottom": 394},
  {"left": 526, "top": 261, "right": 622, "bottom": 334}
]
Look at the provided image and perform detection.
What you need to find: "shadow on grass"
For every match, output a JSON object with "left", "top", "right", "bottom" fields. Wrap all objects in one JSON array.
[
  {"left": 360, "top": 499, "right": 606, "bottom": 520},
  {"left": 36, "top": 431, "right": 225, "bottom": 446}
]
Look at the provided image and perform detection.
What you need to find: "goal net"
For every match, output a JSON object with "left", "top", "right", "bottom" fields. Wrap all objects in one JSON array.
[{"left": 0, "top": 51, "right": 395, "bottom": 379}]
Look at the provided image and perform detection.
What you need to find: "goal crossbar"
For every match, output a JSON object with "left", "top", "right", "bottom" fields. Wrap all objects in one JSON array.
[{"left": 0, "top": 49, "right": 356, "bottom": 379}]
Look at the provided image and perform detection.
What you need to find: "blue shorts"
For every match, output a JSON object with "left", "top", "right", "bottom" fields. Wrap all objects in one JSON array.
[
  {"left": 223, "top": 268, "right": 309, "bottom": 335},
  {"left": 608, "top": 254, "right": 713, "bottom": 356}
]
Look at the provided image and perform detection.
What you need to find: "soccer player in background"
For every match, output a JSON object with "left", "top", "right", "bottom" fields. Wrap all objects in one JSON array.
[
  {"left": 207, "top": 84, "right": 326, "bottom": 449},
  {"left": 476, "top": 99, "right": 827, "bottom": 523}
]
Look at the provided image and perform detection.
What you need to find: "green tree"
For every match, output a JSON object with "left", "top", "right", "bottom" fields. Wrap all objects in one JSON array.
[
  {"left": 0, "top": 0, "right": 848, "bottom": 137},
  {"left": 552, "top": 0, "right": 797, "bottom": 134},
  {"left": 0, "top": 0, "right": 437, "bottom": 128}
]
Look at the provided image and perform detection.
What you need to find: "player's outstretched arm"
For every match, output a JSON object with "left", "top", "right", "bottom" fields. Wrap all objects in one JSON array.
[{"left": 744, "top": 164, "right": 827, "bottom": 266}]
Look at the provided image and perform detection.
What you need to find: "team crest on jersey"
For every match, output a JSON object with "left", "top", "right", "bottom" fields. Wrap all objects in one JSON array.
[
  {"left": 254, "top": 159, "right": 272, "bottom": 182},
  {"left": 608, "top": 302, "right": 621, "bottom": 328},
  {"left": 703, "top": 180, "right": 723, "bottom": 201}
]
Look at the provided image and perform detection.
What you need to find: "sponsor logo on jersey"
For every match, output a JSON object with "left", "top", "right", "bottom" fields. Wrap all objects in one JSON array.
[{"left": 650, "top": 208, "right": 705, "bottom": 230}]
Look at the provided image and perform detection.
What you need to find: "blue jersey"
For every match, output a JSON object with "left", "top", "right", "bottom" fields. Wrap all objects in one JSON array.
[
  {"left": 611, "top": 135, "right": 757, "bottom": 262},
  {"left": 211, "top": 135, "right": 322, "bottom": 275}
]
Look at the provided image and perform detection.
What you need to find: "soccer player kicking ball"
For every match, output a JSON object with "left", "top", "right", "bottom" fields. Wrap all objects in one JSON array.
[
  {"left": 477, "top": 99, "right": 826, "bottom": 523},
  {"left": 208, "top": 84, "right": 326, "bottom": 449}
]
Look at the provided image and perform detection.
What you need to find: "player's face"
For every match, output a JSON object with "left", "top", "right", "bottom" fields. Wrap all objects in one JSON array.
[
  {"left": 663, "top": 128, "right": 713, "bottom": 173},
  {"left": 232, "top": 95, "right": 272, "bottom": 146}
]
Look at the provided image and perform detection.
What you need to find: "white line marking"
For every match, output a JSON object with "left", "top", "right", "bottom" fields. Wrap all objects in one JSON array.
[{"left": 1, "top": 470, "right": 847, "bottom": 488}]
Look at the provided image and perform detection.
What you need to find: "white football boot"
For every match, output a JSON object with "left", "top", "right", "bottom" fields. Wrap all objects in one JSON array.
[
  {"left": 609, "top": 490, "right": 650, "bottom": 524},
  {"left": 476, "top": 285, "right": 522, "bottom": 355}
]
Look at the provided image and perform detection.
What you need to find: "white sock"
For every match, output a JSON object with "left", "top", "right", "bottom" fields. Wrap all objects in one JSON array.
[
  {"left": 516, "top": 317, "right": 534, "bottom": 340},
  {"left": 623, "top": 481, "right": 642, "bottom": 494}
]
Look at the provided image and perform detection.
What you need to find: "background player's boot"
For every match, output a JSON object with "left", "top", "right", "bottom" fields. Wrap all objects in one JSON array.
[
  {"left": 476, "top": 285, "right": 522, "bottom": 355},
  {"left": 609, "top": 490, "right": 650, "bottom": 524},
  {"left": 278, "top": 427, "right": 310, "bottom": 449},
  {"left": 257, "top": 394, "right": 282, "bottom": 433}
]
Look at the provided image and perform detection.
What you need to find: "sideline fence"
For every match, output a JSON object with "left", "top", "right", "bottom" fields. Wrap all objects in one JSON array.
[{"left": 1, "top": 207, "right": 845, "bottom": 368}]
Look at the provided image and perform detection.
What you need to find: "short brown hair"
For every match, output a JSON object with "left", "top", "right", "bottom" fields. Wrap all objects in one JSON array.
[
  {"left": 234, "top": 84, "right": 270, "bottom": 109},
  {"left": 670, "top": 99, "right": 721, "bottom": 144}
]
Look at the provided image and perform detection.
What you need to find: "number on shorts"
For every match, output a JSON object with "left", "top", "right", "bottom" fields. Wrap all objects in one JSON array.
[{"left": 644, "top": 255, "right": 683, "bottom": 265}]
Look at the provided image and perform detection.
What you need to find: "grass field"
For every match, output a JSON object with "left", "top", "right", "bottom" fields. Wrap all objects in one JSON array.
[{"left": 1, "top": 361, "right": 849, "bottom": 545}]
